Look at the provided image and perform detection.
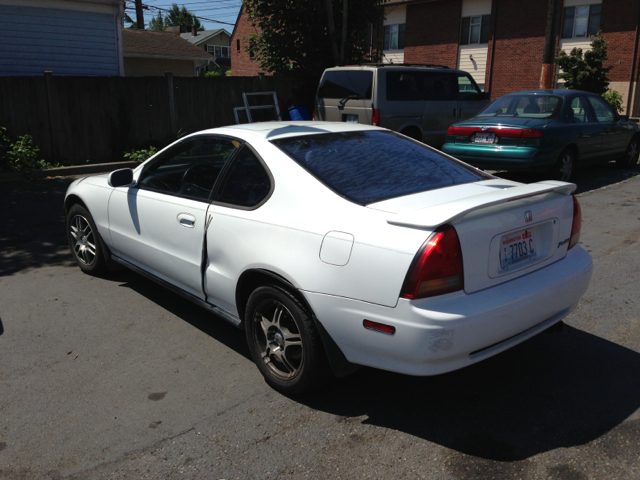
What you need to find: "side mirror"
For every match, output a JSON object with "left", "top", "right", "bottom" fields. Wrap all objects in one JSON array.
[
  {"left": 108, "top": 168, "right": 135, "bottom": 188},
  {"left": 481, "top": 92, "right": 491, "bottom": 101},
  {"left": 619, "top": 114, "right": 629, "bottom": 122}
]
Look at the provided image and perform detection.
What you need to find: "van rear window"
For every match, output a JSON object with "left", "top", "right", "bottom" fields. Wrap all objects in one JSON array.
[
  {"left": 317, "top": 71, "right": 373, "bottom": 100},
  {"left": 272, "top": 131, "right": 488, "bottom": 205}
]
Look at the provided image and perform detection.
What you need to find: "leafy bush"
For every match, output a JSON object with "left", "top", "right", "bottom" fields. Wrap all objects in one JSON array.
[
  {"left": 602, "top": 90, "right": 624, "bottom": 113},
  {"left": 224, "top": 69, "right": 232, "bottom": 77},
  {"left": 204, "top": 70, "right": 222, "bottom": 77},
  {"left": 0, "top": 127, "right": 59, "bottom": 171},
  {"left": 124, "top": 147, "right": 158, "bottom": 163}
]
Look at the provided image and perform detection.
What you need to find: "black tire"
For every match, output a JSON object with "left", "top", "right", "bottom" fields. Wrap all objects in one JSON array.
[
  {"left": 244, "top": 285, "right": 331, "bottom": 395},
  {"left": 616, "top": 136, "right": 639, "bottom": 169},
  {"left": 551, "top": 149, "right": 575, "bottom": 182},
  {"left": 66, "top": 204, "right": 107, "bottom": 275}
]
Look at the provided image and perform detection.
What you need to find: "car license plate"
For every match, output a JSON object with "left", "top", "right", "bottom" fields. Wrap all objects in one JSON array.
[
  {"left": 474, "top": 132, "right": 496, "bottom": 144},
  {"left": 501, "top": 229, "right": 537, "bottom": 269},
  {"left": 345, "top": 114, "right": 359, "bottom": 123}
]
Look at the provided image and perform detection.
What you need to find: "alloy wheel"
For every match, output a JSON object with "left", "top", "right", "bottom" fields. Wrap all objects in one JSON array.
[
  {"left": 627, "top": 139, "right": 639, "bottom": 167},
  {"left": 558, "top": 153, "right": 573, "bottom": 181},
  {"left": 252, "top": 299, "right": 304, "bottom": 380},
  {"left": 69, "top": 215, "right": 97, "bottom": 265}
]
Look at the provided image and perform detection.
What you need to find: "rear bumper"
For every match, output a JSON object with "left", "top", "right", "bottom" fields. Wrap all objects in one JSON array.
[
  {"left": 303, "top": 246, "right": 593, "bottom": 376},
  {"left": 442, "top": 143, "right": 561, "bottom": 171}
]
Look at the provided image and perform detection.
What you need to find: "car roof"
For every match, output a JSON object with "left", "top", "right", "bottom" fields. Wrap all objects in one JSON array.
[
  {"left": 322, "top": 65, "right": 467, "bottom": 74},
  {"left": 502, "top": 89, "right": 583, "bottom": 97},
  {"left": 194, "top": 121, "right": 386, "bottom": 142}
]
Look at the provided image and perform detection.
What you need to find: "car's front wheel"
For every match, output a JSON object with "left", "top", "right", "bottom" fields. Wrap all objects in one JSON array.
[
  {"left": 66, "top": 204, "right": 106, "bottom": 275},
  {"left": 552, "top": 149, "right": 575, "bottom": 182},
  {"left": 617, "top": 136, "right": 639, "bottom": 169},
  {"left": 244, "top": 285, "right": 331, "bottom": 395}
]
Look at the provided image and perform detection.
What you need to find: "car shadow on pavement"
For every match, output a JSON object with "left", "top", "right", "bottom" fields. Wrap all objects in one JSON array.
[
  {"left": 297, "top": 324, "right": 640, "bottom": 462},
  {"left": 491, "top": 161, "right": 640, "bottom": 194},
  {"left": 106, "top": 268, "right": 252, "bottom": 361}
]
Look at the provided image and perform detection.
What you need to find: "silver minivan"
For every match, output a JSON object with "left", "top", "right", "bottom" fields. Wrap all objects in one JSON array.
[{"left": 314, "top": 65, "right": 490, "bottom": 148}]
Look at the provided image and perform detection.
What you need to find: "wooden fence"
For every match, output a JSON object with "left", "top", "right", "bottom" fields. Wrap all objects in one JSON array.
[{"left": 0, "top": 74, "right": 317, "bottom": 164}]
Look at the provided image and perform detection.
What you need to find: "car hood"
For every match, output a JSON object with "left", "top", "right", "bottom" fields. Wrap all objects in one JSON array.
[{"left": 455, "top": 117, "right": 550, "bottom": 129}]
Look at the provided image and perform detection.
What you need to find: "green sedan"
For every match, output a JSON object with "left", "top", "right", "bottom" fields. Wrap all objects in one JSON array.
[{"left": 441, "top": 89, "right": 639, "bottom": 181}]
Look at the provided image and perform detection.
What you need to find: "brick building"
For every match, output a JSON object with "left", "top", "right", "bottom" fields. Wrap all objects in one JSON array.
[
  {"left": 230, "top": 4, "right": 269, "bottom": 76},
  {"left": 383, "top": 0, "right": 640, "bottom": 115},
  {"left": 232, "top": 0, "right": 640, "bottom": 115}
]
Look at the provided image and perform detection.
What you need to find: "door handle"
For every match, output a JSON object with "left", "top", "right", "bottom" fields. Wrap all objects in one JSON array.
[{"left": 177, "top": 213, "right": 196, "bottom": 228}]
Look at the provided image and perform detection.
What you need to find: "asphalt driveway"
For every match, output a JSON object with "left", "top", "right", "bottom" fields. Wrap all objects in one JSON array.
[{"left": 0, "top": 162, "right": 638, "bottom": 479}]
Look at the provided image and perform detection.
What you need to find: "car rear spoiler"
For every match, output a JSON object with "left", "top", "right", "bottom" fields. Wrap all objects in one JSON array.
[{"left": 387, "top": 181, "right": 576, "bottom": 229}]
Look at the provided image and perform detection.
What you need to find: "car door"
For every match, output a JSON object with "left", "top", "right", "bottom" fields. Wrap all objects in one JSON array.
[
  {"left": 568, "top": 95, "right": 602, "bottom": 163},
  {"left": 456, "top": 73, "right": 489, "bottom": 121},
  {"left": 379, "top": 69, "right": 426, "bottom": 138},
  {"left": 421, "top": 71, "right": 458, "bottom": 147},
  {"left": 586, "top": 95, "right": 628, "bottom": 160},
  {"left": 203, "top": 144, "right": 273, "bottom": 315},
  {"left": 108, "top": 135, "right": 241, "bottom": 299}
]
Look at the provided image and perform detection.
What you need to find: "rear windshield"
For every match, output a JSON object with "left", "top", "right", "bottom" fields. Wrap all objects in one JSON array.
[
  {"left": 478, "top": 94, "right": 562, "bottom": 119},
  {"left": 317, "top": 71, "right": 373, "bottom": 100},
  {"left": 272, "top": 131, "right": 488, "bottom": 205}
]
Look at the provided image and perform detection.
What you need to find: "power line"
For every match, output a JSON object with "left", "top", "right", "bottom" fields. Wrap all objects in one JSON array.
[{"left": 124, "top": 0, "right": 237, "bottom": 26}]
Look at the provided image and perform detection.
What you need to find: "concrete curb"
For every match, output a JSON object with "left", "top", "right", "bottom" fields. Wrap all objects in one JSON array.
[{"left": 0, "top": 161, "right": 140, "bottom": 183}]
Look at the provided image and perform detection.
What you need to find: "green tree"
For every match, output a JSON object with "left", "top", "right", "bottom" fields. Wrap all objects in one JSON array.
[
  {"left": 148, "top": 12, "right": 166, "bottom": 31},
  {"left": 555, "top": 33, "right": 618, "bottom": 95},
  {"left": 124, "top": 12, "right": 142, "bottom": 29},
  {"left": 243, "top": 0, "right": 383, "bottom": 78},
  {"left": 149, "top": 4, "right": 204, "bottom": 33}
]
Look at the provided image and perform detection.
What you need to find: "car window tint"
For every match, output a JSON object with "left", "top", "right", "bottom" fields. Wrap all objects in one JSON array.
[
  {"left": 139, "top": 136, "right": 240, "bottom": 202},
  {"left": 568, "top": 96, "right": 591, "bottom": 123},
  {"left": 272, "top": 131, "right": 489, "bottom": 206},
  {"left": 587, "top": 96, "right": 615, "bottom": 122},
  {"left": 478, "top": 94, "right": 562, "bottom": 119},
  {"left": 317, "top": 71, "right": 373, "bottom": 100},
  {"left": 423, "top": 73, "right": 457, "bottom": 101},
  {"left": 216, "top": 146, "right": 271, "bottom": 207},
  {"left": 386, "top": 71, "right": 425, "bottom": 101},
  {"left": 457, "top": 74, "right": 480, "bottom": 100}
]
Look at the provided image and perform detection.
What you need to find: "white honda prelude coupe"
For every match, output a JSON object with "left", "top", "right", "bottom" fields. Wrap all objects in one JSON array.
[{"left": 65, "top": 122, "right": 593, "bottom": 395}]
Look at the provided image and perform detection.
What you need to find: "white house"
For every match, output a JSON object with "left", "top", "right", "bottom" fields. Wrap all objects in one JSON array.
[{"left": 0, "top": 0, "right": 125, "bottom": 76}]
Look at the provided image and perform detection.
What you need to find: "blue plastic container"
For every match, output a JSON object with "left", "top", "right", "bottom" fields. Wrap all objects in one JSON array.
[{"left": 288, "top": 105, "right": 311, "bottom": 121}]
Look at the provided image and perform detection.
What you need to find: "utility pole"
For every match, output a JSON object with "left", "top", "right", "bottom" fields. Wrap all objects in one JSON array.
[
  {"left": 135, "top": 0, "right": 145, "bottom": 29},
  {"left": 540, "top": 0, "right": 561, "bottom": 89}
]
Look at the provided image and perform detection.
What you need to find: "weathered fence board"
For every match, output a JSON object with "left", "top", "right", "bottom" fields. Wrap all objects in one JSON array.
[{"left": 0, "top": 75, "right": 316, "bottom": 164}]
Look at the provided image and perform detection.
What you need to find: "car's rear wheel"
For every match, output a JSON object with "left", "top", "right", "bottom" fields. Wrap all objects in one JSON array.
[
  {"left": 244, "top": 285, "right": 330, "bottom": 395},
  {"left": 616, "top": 136, "right": 639, "bottom": 169},
  {"left": 552, "top": 149, "right": 575, "bottom": 182},
  {"left": 66, "top": 204, "right": 106, "bottom": 275}
]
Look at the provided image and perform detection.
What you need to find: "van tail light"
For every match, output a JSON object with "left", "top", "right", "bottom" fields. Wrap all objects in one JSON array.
[
  {"left": 401, "top": 225, "right": 464, "bottom": 299},
  {"left": 372, "top": 108, "right": 380, "bottom": 126},
  {"left": 568, "top": 195, "right": 582, "bottom": 249},
  {"left": 446, "top": 126, "right": 544, "bottom": 138}
]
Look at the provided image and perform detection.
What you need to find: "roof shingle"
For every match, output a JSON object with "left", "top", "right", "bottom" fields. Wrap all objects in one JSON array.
[{"left": 122, "top": 29, "right": 214, "bottom": 60}]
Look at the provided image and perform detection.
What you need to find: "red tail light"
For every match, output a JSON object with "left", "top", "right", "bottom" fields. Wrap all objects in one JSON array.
[
  {"left": 372, "top": 108, "right": 380, "bottom": 126},
  {"left": 363, "top": 320, "right": 396, "bottom": 335},
  {"left": 446, "top": 126, "right": 544, "bottom": 139},
  {"left": 312, "top": 109, "right": 315, "bottom": 121},
  {"left": 401, "top": 225, "right": 464, "bottom": 299},
  {"left": 569, "top": 195, "right": 582, "bottom": 249}
]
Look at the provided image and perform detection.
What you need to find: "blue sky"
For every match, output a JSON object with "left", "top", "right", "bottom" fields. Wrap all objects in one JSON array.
[{"left": 125, "top": 0, "right": 242, "bottom": 32}]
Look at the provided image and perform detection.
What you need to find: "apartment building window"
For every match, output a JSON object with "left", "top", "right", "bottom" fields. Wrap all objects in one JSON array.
[
  {"left": 384, "top": 24, "right": 406, "bottom": 50},
  {"left": 207, "top": 45, "right": 230, "bottom": 58},
  {"left": 562, "top": 5, "right": 601, "bottom": 38},
  {"left": 460, "top": 15, "right": 491, "bottom": 45}
]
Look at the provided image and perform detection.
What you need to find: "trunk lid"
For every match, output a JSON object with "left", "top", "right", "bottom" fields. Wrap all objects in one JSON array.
[{"left": 371, "top": 180, "right": 577, "bottom": 294}]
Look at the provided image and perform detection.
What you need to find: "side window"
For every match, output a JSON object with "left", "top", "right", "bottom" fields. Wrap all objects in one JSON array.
[
  {"left": 386, "top": 71, "right": 425, "bottom": 101},
  {"left": 457, "top": 74, "right": 480, "bottom": 100},
  {"left": 423, "top": 73, "right": 457, "bottom": 101},
  {"left": 215, "top": 146, "right": 271, "bottom": 208},
  {"left": 139, "top": 136, "right": 240, "bottom": 201},
  {"left": 587, "top": 96, "right": 615, "bottom": 122},
  {"left": 569, "top": 96, "right": 592, "bottom": 123}
]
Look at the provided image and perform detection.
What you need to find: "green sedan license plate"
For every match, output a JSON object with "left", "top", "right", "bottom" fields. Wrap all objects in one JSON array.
[
  {"left": 501, "top": 229, "right": 537, "bottom": 269},
  {"left": 474, "top": 132, "right": 496, "bottom": 144}
]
